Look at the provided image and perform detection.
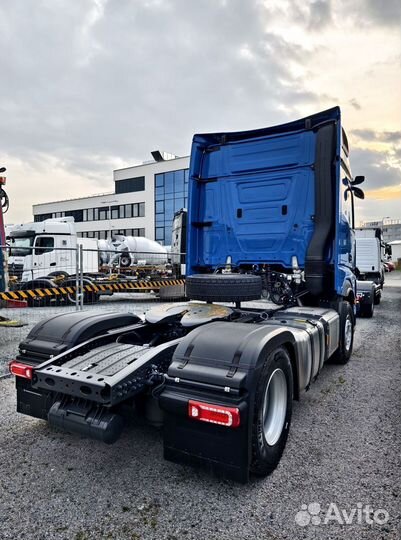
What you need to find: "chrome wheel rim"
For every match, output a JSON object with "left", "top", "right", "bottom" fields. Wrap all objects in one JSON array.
[
  {"left": 344, "top": 315, "right": 353, "bottom": 351},
  {"left": 262, "top": 368, "right": 288, "bottom": 446}
]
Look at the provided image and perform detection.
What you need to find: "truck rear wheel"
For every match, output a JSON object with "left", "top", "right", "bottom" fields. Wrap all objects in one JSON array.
[
  {"left": 374, "top": 290, "right": 381, "bottom": 305},
  {"left": 186, "top": 274, "right": 262, "bottom": 303},
  {"left": 331, "top": 301, "right": 354, "bottom": 364},
  {"left": 250, "top": 346, "right": 293, "bottom": 476},
  {"left": 360, "top": 297, "right": 374, "bottom": 318}
]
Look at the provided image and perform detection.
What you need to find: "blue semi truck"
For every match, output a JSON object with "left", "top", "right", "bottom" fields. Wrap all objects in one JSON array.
[{"left": 10, "top": 107, "right": 365, "bottom": 482}]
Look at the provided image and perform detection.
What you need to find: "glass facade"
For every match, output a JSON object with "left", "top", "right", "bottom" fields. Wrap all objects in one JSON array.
[{"left": 155, "top": 168, "right": 189, "bottom": 245}]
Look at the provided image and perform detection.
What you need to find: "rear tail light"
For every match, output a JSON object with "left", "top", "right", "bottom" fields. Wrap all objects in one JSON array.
[
  {"left": 188, "top": 400, "right": 240, "bottom": 428},
  {"left": 9, "top": 361, "right": 33, "bottom": 380}
]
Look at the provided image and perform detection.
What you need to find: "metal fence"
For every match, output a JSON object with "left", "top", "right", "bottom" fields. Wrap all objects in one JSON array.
[{"left": 0, "top": 244, "right": 186, "bottom": 376}]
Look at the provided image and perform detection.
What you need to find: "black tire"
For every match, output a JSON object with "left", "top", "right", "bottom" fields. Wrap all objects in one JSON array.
[
  {"left": 374, "top": 291, "right": 381, "bottom": 305},
  {"left": 158, "top": 284, "right": 186, "bottom": 301},
  {"left": 330, "top": 301, "right": 354, "bottom": 364},
  {"left": 186, "top": 274, "right": 262, "bottom": 303},
  {"left": 120, "top": 254, "right": 131, "bottom": 268},
  {"left": 250, "top": 347, "right": 293, "bottom": 477},
  {"left": 360, "top": 300, "right": 374, "bottom": 318}
]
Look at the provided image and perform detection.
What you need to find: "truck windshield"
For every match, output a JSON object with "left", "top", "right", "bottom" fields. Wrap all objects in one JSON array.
[{"left": 9, "top": 236, "right": 34, "bottom": 256}]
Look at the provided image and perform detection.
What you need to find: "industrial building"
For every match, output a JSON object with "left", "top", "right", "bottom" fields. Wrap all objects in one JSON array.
[
  {"left": 33, "top": 152, "right": 190, "bottom": 246},
  {"left": 360, "top": 218, "right": 401, "bottom": 243}
]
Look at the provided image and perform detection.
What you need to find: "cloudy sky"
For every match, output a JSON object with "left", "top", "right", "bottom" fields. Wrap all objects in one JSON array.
[{"left": 1, "top": 0, "right": 400, "bottom": 224}]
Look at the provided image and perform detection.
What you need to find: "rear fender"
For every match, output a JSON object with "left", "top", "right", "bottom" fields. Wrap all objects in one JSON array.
[
  {"left": 340, "top": 273, "right": 357, "bottom": 303},
  {"left": 18, "top": 311, "right": 142, "bottom": 363},
  {"left": 159, "top": 321, "right": 299, "bottom": 482}
]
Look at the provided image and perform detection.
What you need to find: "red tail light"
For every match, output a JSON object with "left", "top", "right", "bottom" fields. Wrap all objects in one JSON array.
[
  {"left": 188, "top": 400, "right": 240, "bottom": 428},
  {"left": 9, "top": 361, "right": 33, "bottom": 380}
]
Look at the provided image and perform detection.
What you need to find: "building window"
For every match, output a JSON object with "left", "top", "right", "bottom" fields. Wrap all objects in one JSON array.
[
  {"left": 115, "top": 176, "right": 145, "bottom": 194},
  {"left": 111, "top": 206, "right": 119, "bottom": 220},
  {"left": 155, "top": 169, "right": 189, "bottom": 244},
  {"left": 125, "top": 204, "right": 132, "bottom": 218},
  {"left": 98, "top": 208, "right": 108, "bottom": 220},
  {"left": 125, "top": 228, "right": 145, "bottom": 237},
  {"left": 130, "top": 202, "right": 145, "bottom": 218},
  {"left": 154, "top": 169, "right": 189, "bottom": 245},
  {"left": 65, "top": 209, "right": 84, "bottom": 222},
  {"left": 155, "top": 227, "right": 164, "bottom": 241},
  {"left": 34, "top": 213, "right": 52, "bottom": 222}
]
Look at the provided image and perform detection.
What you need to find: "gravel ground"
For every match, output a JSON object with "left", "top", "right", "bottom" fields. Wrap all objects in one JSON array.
[{"left": 0, "top": 274, "right": 400, "bottom": 540}]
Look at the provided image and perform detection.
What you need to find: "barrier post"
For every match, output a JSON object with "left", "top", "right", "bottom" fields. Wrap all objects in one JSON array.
[
  {"left": 79, "top": 244, "right": 84, "bottom": 310},
  {"left": 75, "top": 244, "right": 79, "bottom": 311}
]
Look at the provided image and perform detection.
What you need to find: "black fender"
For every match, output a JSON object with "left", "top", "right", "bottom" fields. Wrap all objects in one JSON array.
[
  {"left": 159, "top": 321, "right": 299, "bottom": 483},
  {"left": 18, "top": 311, "right": 141, "bottom": 363}
]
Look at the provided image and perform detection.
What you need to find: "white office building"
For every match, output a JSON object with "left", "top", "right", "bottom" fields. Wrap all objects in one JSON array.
[{"left": 33, "top": 152, "right": 190, "bottom": 246}]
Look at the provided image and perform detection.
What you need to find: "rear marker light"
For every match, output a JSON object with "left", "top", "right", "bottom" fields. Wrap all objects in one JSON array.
[
  {"left": 188, "top": 400, "right": 240, "bottom": 427},
  {"left": 9, "top": 361, "right": 33, "bottom": 380}
]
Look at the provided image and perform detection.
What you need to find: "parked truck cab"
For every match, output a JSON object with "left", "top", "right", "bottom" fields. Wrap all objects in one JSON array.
[
  {"left": 7, "top": 217, "right": 98, "bottom": 282},
  {"left": 10, "top": 107, "right": 365, "bottom": 482}
]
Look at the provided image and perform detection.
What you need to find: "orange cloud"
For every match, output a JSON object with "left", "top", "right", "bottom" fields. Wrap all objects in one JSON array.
[{"left": 365, "top": 185, "right": 401, "bottom": 200}]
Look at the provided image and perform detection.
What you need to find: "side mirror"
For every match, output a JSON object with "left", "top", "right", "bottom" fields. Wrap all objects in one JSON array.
[
  {"left": 353, "top": 175, "right": 365, "bottom": 185},
  {"left": 352, "top": 186, "right": 365, "bottom": 199}
]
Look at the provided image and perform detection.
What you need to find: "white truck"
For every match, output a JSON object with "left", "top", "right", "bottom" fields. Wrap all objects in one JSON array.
[
  {"left": 5, "top": 218, "right": 178, "bottom": 306},
  {"left": 8, "top": 218, "right": 171, "bottom": 283},
  {"left": 354, "top": 228, "right": 386, "bottom": 314},
  {"left": 355, "top": 228, "right": 385, "bottom": 287},
  {"left": 7, "top": 217, "right": 98, "bottom": 283}
]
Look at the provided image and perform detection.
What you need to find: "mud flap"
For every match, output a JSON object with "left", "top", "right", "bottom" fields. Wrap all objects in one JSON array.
[{"left": 159, "top": 321, "right": 297, "bottom": 482}]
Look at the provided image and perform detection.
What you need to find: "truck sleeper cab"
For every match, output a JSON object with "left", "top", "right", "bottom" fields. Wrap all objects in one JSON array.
[
  {"left": 8, "top": 217, "right": 98, "bottom": 283},
  {"left": 11, "top": 108, "right": 364, "bottom": 482}
]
